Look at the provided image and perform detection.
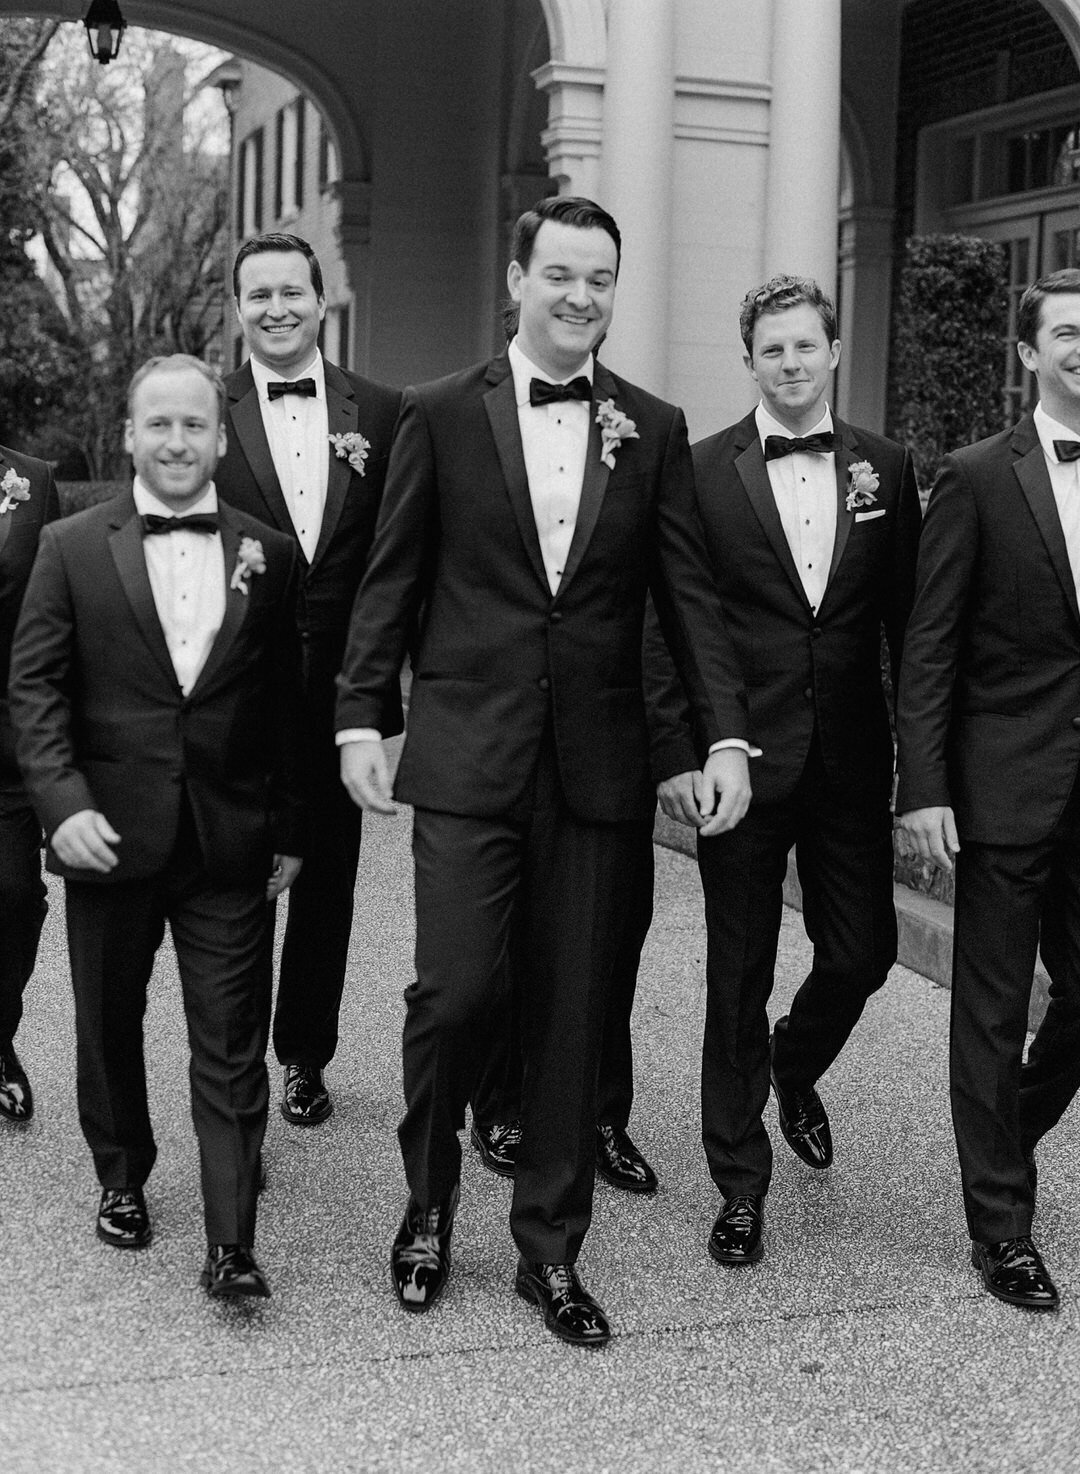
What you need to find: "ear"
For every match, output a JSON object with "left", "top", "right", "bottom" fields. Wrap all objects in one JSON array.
[
  {"left": 317, "top": 295, "right": 327, "bottom": 323},
  {"left": 507, "top": 259, "right": 524, "bottom": 302},
  {"left": 829, "top": 340, "right": 842, "bottom": 371},
  {"left": 217, "top": 421, "right": 228, "bottom": 458},
  {"left": 1017, "top": 340, "right": 1038, "bottom": 374},
  {"left": 743, "top": 352, "right": 757, "bottom": 384},
  {"left": 123, "top": 419, "right": 135, "bottom": 455}
]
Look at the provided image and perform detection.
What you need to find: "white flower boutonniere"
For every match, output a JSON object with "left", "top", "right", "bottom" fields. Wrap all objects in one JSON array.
[
  {"left": 329, "top": 431, "right": 371, "bottom": 477},
  {"left": 230, "top": 536, "right": 266, "bottom": 595},
  {"left": 845, "top": 460, "right": 880, "bottom": 512},
  {"left": 595, "top": 398, "right": 639, "bottom": 470},
  {"left": 0, "top": 466, "right": 31, "bottom": 516}
]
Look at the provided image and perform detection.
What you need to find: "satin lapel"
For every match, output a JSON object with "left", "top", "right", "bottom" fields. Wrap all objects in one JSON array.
[
  {"left": 735, "top": 433, "right": 811, "bottom": 611},
  {"left": 556, "top": 364, "right": 612, "bottom": 598},
  {"left": 825, "top": 423, "right": 858, "bottom": 587},
  {"left": 1015, "top": 437, "right": 1080, "bottom": 634},
  {"left": 313, "top": 367, "right": 358, "bottom": 569},
  {"left": 483, "top": 365, "right": 550, "bottom": 595},
  {"left": 229, "top": 382, "right": 293, "bottom": 535},
  {"left": 0, "top": 455, "right": 11, "bottom": 556},
  {"left": 190, "top": 516, "right": 249, "bottom": 694},
  {"left": 107, "top": 497, "right": 178, "bottom": 689}
]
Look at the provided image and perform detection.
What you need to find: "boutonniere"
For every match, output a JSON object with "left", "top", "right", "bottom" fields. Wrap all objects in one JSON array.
[
  {"left": 845, "top": 460, "right": 880, "bottom": 512},
  {"left": 0, "top": 467, "right": 31, "bottom": 515},
  {"left": 329, "top": 430, "right": 371, "bottom": 477},
  {"left": 595, "top": 398, "right": 639, "bottom": 470},
  {"left": 230, "top": 536, "right": 266, "bottom": 595}
]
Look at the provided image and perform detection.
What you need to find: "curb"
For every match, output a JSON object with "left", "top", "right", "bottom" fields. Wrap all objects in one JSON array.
[{"left": 652, "top": 813, "right": 1050, "bottom": 1032}]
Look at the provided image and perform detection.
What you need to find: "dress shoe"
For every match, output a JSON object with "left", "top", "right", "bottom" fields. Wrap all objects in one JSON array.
[
  {"left": 971, "top": 1236, "right": 1059, "bottom": 1311},
  {"left": 771, "top": 1065, "right": 833, "bottom": 1169},
  {"left": 515, "top": 1259, "right": 611, "bottom": 1348},
  {"left": 595, "top": 1124, "right": 658, "bottom": 1194},
  {"left": 470, "top": 1118, "right": 521, "bottom": 1178},
  {"left": 280, "top": 1064, "right": 333, "bottom": 1125},
  {"left": 96, "top": 1187, "right": 152, "bottom": 1249},
  {"left": 391, "top": 1183, "right": 459, "bottom": 1312},
  {"left": 201, "top": 1244, "right": 271, "bottom": 1298},
  {"left": 708, "top": 1194, "right": 764, "bottom": 1265},
  {"left": 0, "top": 1046, "right": 33, "bottom": 1122}
]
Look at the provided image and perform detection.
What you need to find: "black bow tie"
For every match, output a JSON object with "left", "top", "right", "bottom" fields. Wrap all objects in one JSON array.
[
  {"left": 267, "top": 377, "right": 317, "bottom": 400},
  {"left": 763, "top": 431, "right": 840, "bottom": 461},
  {"left": 142, "top": 512, "right": 219, "bottom": 536},
  {"left": 529, "top": 376, "right": 592, "bottom": 407},
  {"left": 1054, "top": 440, "right": 1080, "bottom": 463}
]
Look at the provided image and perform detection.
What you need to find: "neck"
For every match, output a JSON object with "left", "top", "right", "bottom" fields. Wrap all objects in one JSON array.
[
  {"left": 1040, "top": 396, "right": 1080, "bottom": 438},
  {"left": 514, "top": 334, "right": 592, "bottom": 383},
  {"left": 766, "top": 401, "right": 829, "bottom": 437}
]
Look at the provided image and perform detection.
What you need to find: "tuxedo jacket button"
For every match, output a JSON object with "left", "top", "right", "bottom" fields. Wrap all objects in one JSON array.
[
  {"left": 804, "top": 686, "right": 813, "bottom": 700},
  {"left": 1072, "top": 717, "right": 1080, "bottom": 730},
  {"left": 549, "top": 611, "right": 562, "bottom": 623},
  {"left": 538, "top": 677, "right": 550, "bottom": 692}
]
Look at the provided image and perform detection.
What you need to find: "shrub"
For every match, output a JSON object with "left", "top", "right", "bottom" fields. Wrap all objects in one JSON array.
[
  {"left": 57, "top": 481, "right": 125, "bottom": 517},
  {"left": 889, "top": 234, "right": 1008, "bottom": 491}
]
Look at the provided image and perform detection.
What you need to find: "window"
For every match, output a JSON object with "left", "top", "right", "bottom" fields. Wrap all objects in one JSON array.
[
  {"left": 274, "top": 98, "right": 305, "bottom": 220},
  {"left": 318, "top": 116, "right": 339, "bottom": 192},
  {"left": 238, "top": 128, "right": 264, "bottom": 238}
]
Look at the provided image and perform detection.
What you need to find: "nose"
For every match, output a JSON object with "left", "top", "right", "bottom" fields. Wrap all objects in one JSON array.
[
  {"left": 780, "top": 344, "right": 800, "bottom": 372},
  {"left": 266, "top": 293, "right": 288, "bottom": 318},
  {"left": 565, "top": 275, "right": 591, "bottom": 309},
  {"left": 164, "top": 421, "right": 187, "bottom": 452}
]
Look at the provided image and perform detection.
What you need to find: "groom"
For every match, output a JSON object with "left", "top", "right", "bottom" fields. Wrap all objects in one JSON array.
[{"left": 336, "top": 195, "right": 752, "bottom": 1347}]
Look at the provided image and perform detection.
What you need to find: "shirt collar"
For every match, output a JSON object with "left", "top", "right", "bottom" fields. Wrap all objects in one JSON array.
[
  {"left": 508, "top": 337, "right": 594, "bottom": 409},
  {"left": 755, "top": 400, "right": 833, "bottom": 449},
  {"left": 249, "top": 348, "right": 324, "bottom": 402},
  {"left": 1033, "top": 402, "right": 1080, "bottom": 464},
  {"left": 133, "top": 476, "right": 219, "bottom": 518}
]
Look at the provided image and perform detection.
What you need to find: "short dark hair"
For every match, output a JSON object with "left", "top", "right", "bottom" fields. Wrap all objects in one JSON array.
[
  {"left": 739, "top": 274, "right": 838, "bottom": 355},
  {"left": 232, "top": 232, "right": 325, "bottom": 300},
  {"left": 503, "top": 195, "right": 622, "bottom": 341},
  {"left": 127, "top": 354, "right": 226, "bottom": 424},
  {"left": 1017, "top": 267, "right": 1080, "bottom": 349}
]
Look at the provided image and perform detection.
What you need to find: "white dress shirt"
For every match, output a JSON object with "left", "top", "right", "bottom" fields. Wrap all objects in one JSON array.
[
  {"left": 1034, "top": 401, "right": 1080, "bottom": 607},
  {"left": 249, "top": 349, "right": 329, "bottom": 563},
  {"left": 756, "top": 401, "right": 838, "bottom": 617},
  {"left": 508, "top": 337, "right": 592, "bottom": 596},
  {"left": 133, "top": 477, "right": 225, "bottom": 697}
]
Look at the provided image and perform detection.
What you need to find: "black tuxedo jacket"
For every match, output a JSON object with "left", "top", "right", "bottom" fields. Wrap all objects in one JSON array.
[
  {"left": 217, "top": 358, "right": 404, "bottom": 737},
  {"left": 335, "top": 352, "right": 749, "bottom": 824},
  {"left": 647, "top": 409, "right": 921, "bottom": 805},
  {"left": 897, "top": 414, "right": 1080, "bottom": 845},
  {"left": 0, "top": 446, "right": 60, "bottom": 786},
  {"left": 10, "top": 492, "right": 307, "bottom": 884}
]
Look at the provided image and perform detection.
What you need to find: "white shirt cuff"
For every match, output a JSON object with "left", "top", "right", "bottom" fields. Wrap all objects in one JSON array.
[
  {"left": 709, "top": 738, "right": 763, "bottom": 758},
  {"left": 336, "top": 728, "right": 382, "bottom": 745}
]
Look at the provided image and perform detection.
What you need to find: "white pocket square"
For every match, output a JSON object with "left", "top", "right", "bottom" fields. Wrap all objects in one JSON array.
[{"left": 855, "top": 508, "right": 886, "bottom": 522}]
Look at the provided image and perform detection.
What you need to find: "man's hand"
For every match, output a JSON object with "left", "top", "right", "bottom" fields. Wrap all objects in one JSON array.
[
  {"left": 898, "top": 805, "right": 960, "bottom": 872},
  {"left": 340, "top": 738, "right": 396, "bottom": 814},
  {"left": 657, "top": 770, "right": 704, "bottom": 828},
  {"left": 697, "top": 748, "right": 752, "bottom": 837},
  {"left": 267, "top": 854, "right": 303, "bottom": 900},
  {"left": 51, "top": 810, "right": 120, "bottom": 873}
]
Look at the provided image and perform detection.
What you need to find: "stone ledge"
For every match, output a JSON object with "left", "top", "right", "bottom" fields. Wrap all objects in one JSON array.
[{"left": 652, "top": 812, "right": 1050, "bottom": 1032}]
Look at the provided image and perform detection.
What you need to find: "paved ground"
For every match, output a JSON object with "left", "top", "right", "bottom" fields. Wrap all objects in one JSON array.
[{"left": 3, "top": 783, "right": 1079, "bottom": 1473}]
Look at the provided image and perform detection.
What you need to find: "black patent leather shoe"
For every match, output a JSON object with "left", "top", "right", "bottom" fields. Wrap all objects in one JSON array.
[
  {"left": 391, "top": 1183, "right": 460, "bottom": 1312},
  {"left": 515, "top": 1259, "right": 611, "bottom": 1347},
  {"left": 96, "top": 1187, "right": 152, "bottom": 1249},
  {"left": 201, "top": 1244, "right": 271, "bottom": 1299},
  {"left": 0, "top": 1046, "right": 33, "bottom": 1122},
  {"left": 470, "top": 1118, "right": 521, "bottom": 1178},
  {"left": 771, "top": 1067, "right": 833, "bottom": 1169},
  {"left": 595, "top": 1124, "right": 658, "bottom": 1194},
  {"left": 971, "top": 1236, "right": 1059, "bottom": 1311},
  {"left": 280, "top": 1064, "right": 333, "bottom": 1125},
  {"left": 708, "top": 1194, "right": 764, "bottom": 1264}
]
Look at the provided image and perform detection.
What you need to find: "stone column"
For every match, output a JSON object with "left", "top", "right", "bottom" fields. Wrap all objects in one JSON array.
[
  {"left": 597, "top": 0, "right": 676, "bottom": 394},
  {"left": 764, "top": 0, "right": 842, "bottom": 299}
]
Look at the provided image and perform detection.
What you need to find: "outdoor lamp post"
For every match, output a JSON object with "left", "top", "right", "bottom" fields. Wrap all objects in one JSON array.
[{"left": 83, "top": 0, "right": 126, "bottom": 65}]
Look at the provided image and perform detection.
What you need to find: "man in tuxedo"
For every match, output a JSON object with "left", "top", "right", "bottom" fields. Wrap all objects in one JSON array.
[
  {"left": 0, "top": 446, "right": 59, "bottom": 1122},
  {"left": 10, "top": 355, "right": 306, "bottom": 1297},
  {"left": 897, "top": 268, "right": 1080, "bottom": 1312},
  {"left": 336, "top": 195, "right": 752, "bottom": 1346},
  {"left": 217, "top": 232, "right": 402, "bottom": 1128},
  {"left": 648, "top": 275, "right": 920, "bottom": 1265}
]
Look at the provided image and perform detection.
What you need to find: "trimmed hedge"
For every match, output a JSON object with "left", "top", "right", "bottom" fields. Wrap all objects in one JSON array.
[
  {"left": 57, "top": 481, "right": 125, "bottom": 517},
  {"left": 889, "top": 234, "right": 1009, "bottom": 491}
]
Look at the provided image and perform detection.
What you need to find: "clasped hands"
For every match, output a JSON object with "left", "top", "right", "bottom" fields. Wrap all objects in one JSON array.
[
  {"left": 51, "top": 810, "right": 302, "bottom": 898},
  {"left": 896, "top": 805, "right": 960, "bottom": 872},
  {"left": 656, "top": 748, "right": 752, "bottom": 836}
]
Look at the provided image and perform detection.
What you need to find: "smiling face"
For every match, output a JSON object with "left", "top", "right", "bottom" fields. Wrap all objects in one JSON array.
[
  {"left": 507, "top": 219, "right": 617, "bottom": 380},
  {"left": 235, "top": 249, "right": 326, "bottom": 377},
  {"left": 745, "top": 302, "right": 841, "bottom": 434},
  {"left": 1018, "top": 292, "right": 1080, "bottom": 433},
  {"left": 125, "top": 366, "right": 226, "bottom": 511}
]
